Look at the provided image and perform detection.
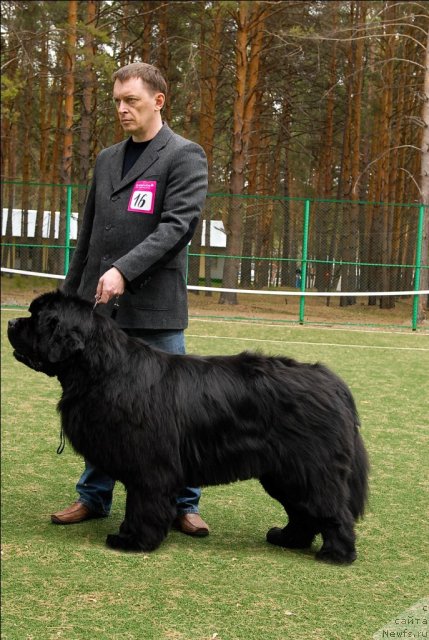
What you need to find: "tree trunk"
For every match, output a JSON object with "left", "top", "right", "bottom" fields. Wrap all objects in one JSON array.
[
  {"left": 45, "top": 77, "right": 64, "bottom": 274},
  {"left": 20, "top": 16, "right": 37, "bottom": 272},
  {"left": 158, "top": 2, "right": 171, "bottom": 123},
  {"left": 34, "top": 32, "right": 51, "bottom": 272},
  {"left": 378, "top": 5, "right": 396, "bottom": 309},
  {"left": 280, "top": 91, "right": 293, "bottom": 288},
  {"left": 193, "top": 3, "right": 223, "bottom": 294},
  {"left": 141, "top": 1, "right": 153, "bottom": 63},
  {"left": 2, "top": 121, "right": 17, "bottom": 270},
  {"left": 59, "top": 0, "right": 77, "bottom": 274},
  {"left": 220, "top": 2, "right": 267, "bottom": 304},
  {"left": 341, "top": 2, "right": 366, "bottom": 306},
  {"left": 114, "top": 0, "right": 130, "bottom": 143},
  {"left": 78, "top": 0, "right": 97, "bottom": 213},
  {"left": 242, "top": 75, "right": 264, "bottom": 288},
  {"left": 418, "top": 27, "right": 429, "bottom": 321}
]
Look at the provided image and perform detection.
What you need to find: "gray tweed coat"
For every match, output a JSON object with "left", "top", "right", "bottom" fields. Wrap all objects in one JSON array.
[{"left": 63, "top": 124, "right": 208, "bottom": 329}]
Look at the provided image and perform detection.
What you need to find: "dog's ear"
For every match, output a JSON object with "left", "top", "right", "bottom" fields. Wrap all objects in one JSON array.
[{"left": 47, "top": 322, "right": 85, "bottom": 363}]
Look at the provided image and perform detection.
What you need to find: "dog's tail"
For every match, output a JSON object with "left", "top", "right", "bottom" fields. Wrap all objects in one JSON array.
[
  {"left": 348, "top": 427, "right": 369, "bottom": 520},
  {"left": 337, "top": 379, "right": 369, "bottom": 520}
]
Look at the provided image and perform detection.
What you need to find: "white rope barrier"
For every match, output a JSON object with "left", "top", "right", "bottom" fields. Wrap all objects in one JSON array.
[
  {"left": 2, "top": 267, "right": 428, "bottom": 297},
  {"left": 187, "top": 286, "right": 428, "bottom": 297},
  {"left": 1, "top": 268, "right": 65, "bottom": 279}
]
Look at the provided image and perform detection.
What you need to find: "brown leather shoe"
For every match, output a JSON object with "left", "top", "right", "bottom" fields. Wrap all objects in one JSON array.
[
  {"left": 51, "top": 501, "right": 104, "bottom": 525},
  {"left": 173, "top": 513, "right": 209, "bottom": 537}
]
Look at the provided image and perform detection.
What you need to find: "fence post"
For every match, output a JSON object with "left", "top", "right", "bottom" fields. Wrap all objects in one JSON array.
[
  {"left": 411, "top": 204, "right": 425, "bottom": 330},
  {"left": 299, "top": 199, "right": 311, "bottom": 324},
  {"left": 64, "top": 185, "right": 72, "bottom": 275}
]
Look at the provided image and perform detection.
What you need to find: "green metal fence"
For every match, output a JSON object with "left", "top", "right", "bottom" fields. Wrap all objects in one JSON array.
[{"left": 1, "top": 180, "right": 428, "bottom": 330}]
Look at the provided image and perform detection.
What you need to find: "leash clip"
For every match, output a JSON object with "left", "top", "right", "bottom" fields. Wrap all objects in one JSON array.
[
  {"left": 92, "top": 294, "right": 101, "bottom": 313},
  {"left": 111, "top": 295, "right": 120, "bottom": 320}
]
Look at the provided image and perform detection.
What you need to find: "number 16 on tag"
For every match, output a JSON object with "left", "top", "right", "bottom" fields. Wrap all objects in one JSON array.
[{"left": 128, "top": 180, "right": 157, "bottom": 214}]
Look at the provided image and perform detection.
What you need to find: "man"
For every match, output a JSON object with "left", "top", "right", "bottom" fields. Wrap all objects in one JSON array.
[{"left": 51, "top": 62, "right": 209, "bottom": 537}]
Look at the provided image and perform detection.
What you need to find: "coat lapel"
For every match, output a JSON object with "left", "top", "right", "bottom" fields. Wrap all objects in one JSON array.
[
  {"left": 110, "top": 124, "right": 173, "bottom": 195},
  {"left": 109, "top": 141, "right": 127, "bottom": 193}
]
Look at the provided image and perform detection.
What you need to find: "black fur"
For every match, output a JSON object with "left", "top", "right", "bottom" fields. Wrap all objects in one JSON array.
[{"left": 8, "top": 290, "right": 369, "bottom": 563}]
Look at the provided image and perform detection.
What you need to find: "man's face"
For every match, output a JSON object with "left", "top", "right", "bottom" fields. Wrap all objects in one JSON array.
[{"left": 113, "top": 77, "right": 164, "bottom": 141}]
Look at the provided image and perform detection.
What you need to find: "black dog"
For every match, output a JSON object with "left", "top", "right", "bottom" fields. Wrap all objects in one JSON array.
[{"left": 8, "top": 291, "right": 369, "bottom": 563}]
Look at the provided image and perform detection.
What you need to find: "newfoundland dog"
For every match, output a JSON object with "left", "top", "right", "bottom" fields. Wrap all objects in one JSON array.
[{"left": 8, "top": 291, "right": 368, "bottom": 563}]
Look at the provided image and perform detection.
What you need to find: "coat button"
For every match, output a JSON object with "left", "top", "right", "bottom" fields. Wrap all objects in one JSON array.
[
  {"left": 105, "top": 224, "right": 112, "bottom": 230},
  {"left": 111, "top": 195, "right": 119, "bottom": 202}
]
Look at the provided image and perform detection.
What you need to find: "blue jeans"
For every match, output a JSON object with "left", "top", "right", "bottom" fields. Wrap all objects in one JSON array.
[{"left": 76, "top": 329, "right": 201, "bottom": 516}]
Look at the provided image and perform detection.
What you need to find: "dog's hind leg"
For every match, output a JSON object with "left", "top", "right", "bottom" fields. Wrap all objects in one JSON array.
[
  {"left": 260, "top": 475, "right": 318, "bottom": 550},
  {"left": 261, "top": 474, "right": 358, "bottom": 564},
  {"left": 314, "top": 509, "right": 357, "bottom": 565},
  {"left": 106, "top": 485, "right": 176, "bottom": 552},
  {"left": 266, "top": 508, "right": 319, "bottom": 550}
]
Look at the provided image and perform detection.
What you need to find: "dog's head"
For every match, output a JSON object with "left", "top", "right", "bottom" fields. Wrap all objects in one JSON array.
[{"left": 7, "top": 290, "right": 94, "bottom": 375}]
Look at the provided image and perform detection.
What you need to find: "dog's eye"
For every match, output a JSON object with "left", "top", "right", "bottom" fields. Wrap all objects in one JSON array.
[{"left": 38, "top": 315, "right": 59, "bottom": 332}]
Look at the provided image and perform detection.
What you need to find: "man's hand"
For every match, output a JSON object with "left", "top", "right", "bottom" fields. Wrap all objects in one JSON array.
[{"left": 96, "top": 267, "right": 125, "bottom": 304}]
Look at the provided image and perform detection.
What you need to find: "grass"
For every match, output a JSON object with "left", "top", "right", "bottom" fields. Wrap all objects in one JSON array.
[{"left": 1, "top": 305, "right": 429, "bottom": 640}]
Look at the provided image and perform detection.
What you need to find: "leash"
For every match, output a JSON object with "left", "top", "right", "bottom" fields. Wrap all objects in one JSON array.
[
  {"left": 57, "top": 296, "right": 119, "bottom": 455},
  {"left": 57, "top": 294, "right": 120, "bottom": 455},
  {"left": 92, "top": 294, "right": 120, "bottom": 319},
  {"left": 57, "top": 427, "right": 66, "bottom": 454}
]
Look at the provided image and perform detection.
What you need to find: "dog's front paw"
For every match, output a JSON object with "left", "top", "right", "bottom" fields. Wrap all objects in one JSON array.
[
  {"left": 106, "top": 532, "right": 160, "bottom": 552},
  {"left": 266, "top": 527, "right": 285, "bottom": 546},
  {"left": 106, "top": 533, "right": 139, "bottom": 551}
]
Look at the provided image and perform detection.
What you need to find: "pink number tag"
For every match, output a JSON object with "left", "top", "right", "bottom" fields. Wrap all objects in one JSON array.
[{"left": 128, "top": 181, "right": 157, "bottom": 214}]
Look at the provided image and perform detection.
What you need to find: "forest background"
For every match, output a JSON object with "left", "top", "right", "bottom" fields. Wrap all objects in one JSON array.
[{"left": 1, "top": 0, "right": 428, "bottom": 319}]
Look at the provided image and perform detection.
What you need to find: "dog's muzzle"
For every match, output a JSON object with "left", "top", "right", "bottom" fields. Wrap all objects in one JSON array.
[{"left": 8, "top": 318, "right": 43, "bottom": 372}]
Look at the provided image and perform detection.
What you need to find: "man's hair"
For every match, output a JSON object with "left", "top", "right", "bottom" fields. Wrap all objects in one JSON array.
[{"left": 112, "top": 62, "right": 167, "bottom": 96}]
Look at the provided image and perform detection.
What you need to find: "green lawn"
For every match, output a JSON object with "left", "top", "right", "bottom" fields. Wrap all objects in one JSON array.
[{"left": 2, "top": 309, "right": 428, "bottom": 640}]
